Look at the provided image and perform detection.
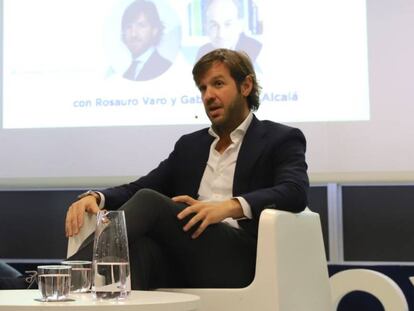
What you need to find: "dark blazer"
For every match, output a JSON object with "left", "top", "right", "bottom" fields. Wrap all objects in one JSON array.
[
  {"left": 123, "top": 50, "right": 172, "bottom": 81},
  {"left": 102, "top": 116, "right": 309, "bottom": 236}
]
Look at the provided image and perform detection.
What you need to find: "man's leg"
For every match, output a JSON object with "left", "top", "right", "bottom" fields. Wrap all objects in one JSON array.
[
  {"left": 71, "top": 188, "right": 257, "bottom": 289},
  {"left": 121, "top": 189, "right": 257, "bottom": 288}
]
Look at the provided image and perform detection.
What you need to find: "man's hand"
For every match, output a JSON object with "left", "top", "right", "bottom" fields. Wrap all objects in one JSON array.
[
  {"left": 65, "top": 196, "right": 100, "bottom": 237},
  {"left": 173, "top": 195, "right": 244, "bottom": 239}
]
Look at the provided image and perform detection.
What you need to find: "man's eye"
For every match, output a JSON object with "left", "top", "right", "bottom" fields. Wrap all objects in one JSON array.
[{"left": 215, "top": 81, "right": 224, "bottom": 87}]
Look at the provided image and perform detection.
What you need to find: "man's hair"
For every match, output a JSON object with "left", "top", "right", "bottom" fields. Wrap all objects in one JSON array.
[
  {"left": 192, "top": 49, "right": 261, "bottom": 111},
  {"left": 205, "top": 0, "right": 241, "bottom": 17},
  {"left": 121, "top": 0, "right": 164, "bottom": 45}
]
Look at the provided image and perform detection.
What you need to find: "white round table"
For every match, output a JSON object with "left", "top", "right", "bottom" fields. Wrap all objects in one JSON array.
[{"left": 0, "top": 290, "right": 199, "bottom": 311}]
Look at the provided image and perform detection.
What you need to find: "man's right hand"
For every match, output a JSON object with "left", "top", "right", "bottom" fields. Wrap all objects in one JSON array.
[{"left": 65, "top": 196, "right": 100, "bottom": 237}]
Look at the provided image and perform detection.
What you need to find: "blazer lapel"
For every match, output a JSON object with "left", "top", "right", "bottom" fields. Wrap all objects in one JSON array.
[{"left": 233, "top": 116, "right": 267, "bottom": 195}]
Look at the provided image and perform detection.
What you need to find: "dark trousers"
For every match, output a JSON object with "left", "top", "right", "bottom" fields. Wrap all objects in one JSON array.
[{"left": 71, "top": 188, "right": 257, "bottom": 290}]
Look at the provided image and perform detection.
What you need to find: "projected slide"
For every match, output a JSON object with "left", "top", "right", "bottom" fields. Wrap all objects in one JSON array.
[{"left": 2, "top": 0, "right": 369, "bottom": 129}]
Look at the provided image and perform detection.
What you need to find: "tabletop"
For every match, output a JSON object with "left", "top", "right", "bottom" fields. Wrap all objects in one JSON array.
[{"left": 0, "top": 290, "right": 199, "bottom": 311}]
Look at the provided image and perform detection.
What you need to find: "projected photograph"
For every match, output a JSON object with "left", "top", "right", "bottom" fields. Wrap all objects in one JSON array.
[
  {"left": 182, "top": 0, "right": 263, "bottom": 65},
  {"left": 104, "top": 0, "right": 181, "bottom": 81},
  {"left": 119, "top": 1, "right": 174, "bottom": 81},
  {"left": 1, "top": 0, "right": 370, "bottom": 129}
]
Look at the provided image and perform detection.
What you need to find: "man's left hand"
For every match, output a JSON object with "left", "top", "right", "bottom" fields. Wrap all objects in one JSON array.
[{"left": 173, "top": 195, "right": 244, "bottom": 239}]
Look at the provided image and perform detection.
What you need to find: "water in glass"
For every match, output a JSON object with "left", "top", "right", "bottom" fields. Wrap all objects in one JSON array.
[
  {"left": 37, "top": 265, "right": 71, "bottom": 301},
  {"left": 92, "top": 262, "right": 130, "bottom": 299},
  {"left": 92, "top": 210, "right": 131, "bottom": 299},
  {"left": 62, "top": 260, "right": 92, "bottom": 293}
]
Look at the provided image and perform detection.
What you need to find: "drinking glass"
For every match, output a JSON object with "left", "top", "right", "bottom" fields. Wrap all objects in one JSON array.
[
  {"left": 61, "top": 260, "right": 92, "bottom": 293},
  {"left": 37, "top": 265, "right": 71, "bottom": 301},
  {"left": 91, "top": 210, "right": 131, "bottom": 300}
]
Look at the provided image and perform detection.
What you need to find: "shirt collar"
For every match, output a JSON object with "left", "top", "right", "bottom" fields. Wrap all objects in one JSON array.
[
  {"left": 208, "top": 112, "right": 253, "bottom": 144},
  {"left": 133, "top": 46, "right": 155, "bottom": 64}
]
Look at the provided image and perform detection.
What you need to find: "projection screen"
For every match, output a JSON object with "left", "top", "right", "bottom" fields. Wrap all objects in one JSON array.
[{"left": 1, "top": 0, "right": 413, "bottom": 188}]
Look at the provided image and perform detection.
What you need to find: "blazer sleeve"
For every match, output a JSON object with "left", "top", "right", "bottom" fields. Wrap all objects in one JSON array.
[{"left": 238, "top": 126, "right": 309, "bottom": 221}]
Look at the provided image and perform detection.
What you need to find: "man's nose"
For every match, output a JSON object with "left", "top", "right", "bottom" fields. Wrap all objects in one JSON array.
[
  {"left": 127, "top": 25, "right": 141, "bottom": 38},
  {"left": 130, "top": 29, "right": 139, "bottom": 38},
  {"left": 216, "top": 25, "right": 222, "bottom": 38},
  {"left": 203, "top": 87, "right": 215, "bottom": 103}
]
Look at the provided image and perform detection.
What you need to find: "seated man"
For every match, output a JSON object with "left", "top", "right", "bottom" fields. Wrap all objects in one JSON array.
[{"left": 66, "top": 48, "right": 308, "bottom": 289}]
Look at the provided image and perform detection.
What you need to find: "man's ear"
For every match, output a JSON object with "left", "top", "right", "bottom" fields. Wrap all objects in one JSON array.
[{"left": 241, "top": 75, "right": 253, "bottom": 97}]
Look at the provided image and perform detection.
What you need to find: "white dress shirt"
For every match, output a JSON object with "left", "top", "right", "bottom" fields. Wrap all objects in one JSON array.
[{"left": 197, "top": 112, "right": 253, "bottom": 229}]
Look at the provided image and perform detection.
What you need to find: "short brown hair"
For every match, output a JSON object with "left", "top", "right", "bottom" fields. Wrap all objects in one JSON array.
[
  {"left": 121, "top": 0, "right": 164, "bottom": 45},
  {"left": 192, "top": 49, "right": 261, "bottom": 111}
]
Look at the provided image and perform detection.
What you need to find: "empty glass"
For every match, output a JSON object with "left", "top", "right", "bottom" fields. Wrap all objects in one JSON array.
[
  {"left": 61, "top": 260, "right": 92, "bottom": 293},
  {"left": 91, "top": 210, "right": 131, "bottom": 300},
  {"left": 37, "top": 265, "right": 71, "bottom": 301}
]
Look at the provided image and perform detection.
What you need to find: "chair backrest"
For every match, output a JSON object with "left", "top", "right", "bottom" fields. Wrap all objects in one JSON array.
[{"left": 255, "top": 208, "right": 332, "bottom": 310}]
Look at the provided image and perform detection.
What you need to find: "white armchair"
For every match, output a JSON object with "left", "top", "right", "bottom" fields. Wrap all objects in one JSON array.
[
  {"left": 162, "top": 209, "right": 332, "bottom": 311},
  {"left": 68, "top": 208, "right": 332, "bottom": 311}
]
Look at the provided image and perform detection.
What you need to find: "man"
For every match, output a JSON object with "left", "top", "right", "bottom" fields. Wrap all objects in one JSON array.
[
  {"left": 121, "top": 0, "right": 172, "bottom": 81},
  {"left": 66, "top": 49, "right": 308, "bottom": 289},
  {"left": 196, "top": 0, "right": 262, "bottom": 63}
]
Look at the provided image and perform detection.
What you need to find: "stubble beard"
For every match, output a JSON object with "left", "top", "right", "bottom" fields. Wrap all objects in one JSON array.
[{"left": 210, "top": 93, "right": 248, "bottom": 136}]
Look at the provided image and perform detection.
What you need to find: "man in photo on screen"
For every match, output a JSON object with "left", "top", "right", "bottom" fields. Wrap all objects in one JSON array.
[
  {"left": 196, "top": 0, "right": 262, "bottom": 63},
  {"left": 121, "top": 0, "right": 172, "bottom": 81}
]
